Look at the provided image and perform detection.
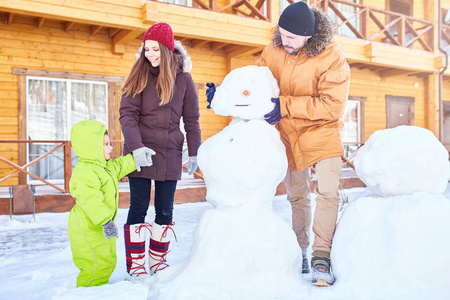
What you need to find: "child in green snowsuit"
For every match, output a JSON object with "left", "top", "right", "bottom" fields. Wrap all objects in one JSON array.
[{"left": 68, "top": 120, "right": 137, "bottom": 287}]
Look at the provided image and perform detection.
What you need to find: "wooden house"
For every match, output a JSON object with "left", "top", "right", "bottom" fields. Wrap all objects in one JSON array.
[{"left": 0, "top": 0, "right": 449, "bottom": 214}]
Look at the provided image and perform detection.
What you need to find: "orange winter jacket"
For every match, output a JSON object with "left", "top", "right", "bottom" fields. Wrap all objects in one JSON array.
[{"left": 256, "top": 8, "right": 350, "bottom": 172}]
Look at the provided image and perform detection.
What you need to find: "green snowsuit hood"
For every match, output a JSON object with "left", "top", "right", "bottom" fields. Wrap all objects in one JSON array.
[
  {"left": 71, "top": 120, "right": 108, "bottom": 166},
  {"left": 68, "top": 120, "right": 136, "bottom": 287}
]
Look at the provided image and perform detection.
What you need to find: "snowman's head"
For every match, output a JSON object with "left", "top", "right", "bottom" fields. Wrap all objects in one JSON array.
[{"left": 211, "top": 66, "right": 279, "bottom": 120}]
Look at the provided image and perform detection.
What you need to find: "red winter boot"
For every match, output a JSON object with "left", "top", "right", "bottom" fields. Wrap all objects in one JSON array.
[
  {"left": 148, "top": 221, "right": 176, "bottom": 274},
  {"left": 124, "top": 223, "right": 151, "bottom": 277}
]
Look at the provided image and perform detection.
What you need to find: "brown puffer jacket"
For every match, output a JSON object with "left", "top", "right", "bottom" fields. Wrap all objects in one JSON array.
[
  {"left": 256, "top": 8, "right": 350, "bottom": 172},
  {"left": 119, "top": 41, "right": 201, "bottom": 181}
]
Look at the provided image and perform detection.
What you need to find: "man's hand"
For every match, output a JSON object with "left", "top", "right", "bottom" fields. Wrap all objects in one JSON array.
[
  {"left": 264, "top": 97, "right": 281, "bottom": 125},
  {"left": 132, "top": 147, "right": 156, "bottom": 172},
  {"left": 205, "top": 82, "right": 216, "bottom": 109}
]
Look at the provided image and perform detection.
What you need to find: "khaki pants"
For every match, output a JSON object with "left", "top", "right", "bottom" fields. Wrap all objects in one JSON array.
[{"left": 285, "top": 157, "right": 342, "bottom": 255}]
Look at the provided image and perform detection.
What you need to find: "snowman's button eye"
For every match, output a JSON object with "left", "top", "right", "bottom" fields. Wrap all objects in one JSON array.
[{"left": 243, "top": 90, "right": 250, "bottom": 96}]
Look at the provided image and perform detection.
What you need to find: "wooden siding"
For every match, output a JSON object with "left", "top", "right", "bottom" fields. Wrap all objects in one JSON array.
[
  {"left": 0, "top": 0, "right": 449, "bottom": 188},
  {"left": 0, "top": 0, "right": 145, "bottom": 30},
  {"left": 0, "top": 12, "right": 259, "bottom": 185},
  {"left": 349, "top": 67, "right": 427, "bottom": 140},
  {"left": 0, "top": 16, "right": 135, "bottom": 185},
  {"left": 142, "top": 1, "right": 273, "bottom": 47}
]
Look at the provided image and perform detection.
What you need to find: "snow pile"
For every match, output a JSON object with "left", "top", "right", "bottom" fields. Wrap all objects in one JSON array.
[
  {"left": 2, "top": 187, "right": 450, "bottom": 300},
  {"left": 332, "top": 126, "right": 450, "bottom": 300},
  {"left": 149, "top": 205, "right": 306, "bottom": 300},
  {"left": 332, "top": 193, "right": 450, "bottom": 300},
  {"left": 148, "top": 65, "right": 306, "bottom": 299},
  {"left": 354, "top": 125, "right": 450, "bottom": 196}
]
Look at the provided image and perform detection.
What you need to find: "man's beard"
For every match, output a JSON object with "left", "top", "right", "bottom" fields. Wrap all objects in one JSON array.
[{"left": 283, "top": 46, "right": 301, "bottom": 55}]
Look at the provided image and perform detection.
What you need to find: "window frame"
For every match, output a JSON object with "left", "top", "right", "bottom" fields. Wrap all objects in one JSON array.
[
  {"left": 13, "top": 67, "right": 126, "bottom": 184},
  {"left": 26, "top": 76, "right": 109, "bottom": 141},
  {"left": 342, "top": 96, "right": 366, "bottom": 164},
  {"left": 345, "top": 96, "right": 366, "bottom": 143}
]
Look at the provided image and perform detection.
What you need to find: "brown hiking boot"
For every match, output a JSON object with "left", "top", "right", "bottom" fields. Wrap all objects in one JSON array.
[{"left": 311, "top": 256, "right": 335, "bottom": 286}]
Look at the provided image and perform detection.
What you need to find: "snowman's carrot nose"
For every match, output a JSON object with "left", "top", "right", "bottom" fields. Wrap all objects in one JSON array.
[{"left": 243, "top": 90, "right": 250, "bottom": 96}]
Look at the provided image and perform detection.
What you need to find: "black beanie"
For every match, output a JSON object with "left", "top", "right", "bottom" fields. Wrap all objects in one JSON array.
[{"left": 278, "top": 2, "right": 316, "bottom": 36}]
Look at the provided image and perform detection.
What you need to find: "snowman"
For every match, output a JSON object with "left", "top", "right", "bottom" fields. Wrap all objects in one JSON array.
[
  {"left": 330, "top": 126, "right": 450, "bottom": 299},
  {"left": 149, "top": 66, "right": 307, "bottom": 300}
]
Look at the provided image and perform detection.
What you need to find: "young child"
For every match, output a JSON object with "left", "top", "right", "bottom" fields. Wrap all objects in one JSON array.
[{"left": 68, "top": 120, "right": 149, "bottom": 287}]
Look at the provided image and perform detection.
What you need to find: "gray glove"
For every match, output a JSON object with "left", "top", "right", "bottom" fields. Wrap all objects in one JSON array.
[
  {"left": 187, "top": 156, "right": 198, "bottom": 176},
  {"left": 102, "top": 220, "right": 119, "bottom": 239},
  {"left": 132, "top": 147, "right": 156, "bottom": 172}
]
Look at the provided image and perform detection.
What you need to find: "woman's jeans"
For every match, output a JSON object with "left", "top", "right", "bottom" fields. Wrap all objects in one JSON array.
[{"left": 126, "top": 177, "right": 177, "bottom": 226}]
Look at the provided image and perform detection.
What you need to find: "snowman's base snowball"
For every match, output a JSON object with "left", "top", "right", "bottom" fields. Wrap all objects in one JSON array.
[
  {"left": 331, "top": 193, "right": 450, "bottom": 299},
  {"left": 149, "top": 205, "right": 307, "bottom": 300}
]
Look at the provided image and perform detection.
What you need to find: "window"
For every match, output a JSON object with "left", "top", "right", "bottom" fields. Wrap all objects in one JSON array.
[
  {"left": 280, "top": 0, "right": 291, "bottom": 13},
  {"left": 281, "top": 1, "right": 313, "bottom": 15},
  {"left": 328, "top": 0, "right": 359, "bottom": 37},
  {"left": 158, "top": 0, "right": 192, "bottom": 6},
  {"left": 342, "top": 97, "right": 365, "bottom": 163},
  {"left": 441, "top": 8, "right": 450, "bottom": 55},
  {"left": 388, "top": 0, "right": 414, "bottom": 48},
  {"left": 27, "top": 76, "right": 108, "bottom": 183},
  {"left": 443, "top": 101, "right": 450, "bottom": 152}
]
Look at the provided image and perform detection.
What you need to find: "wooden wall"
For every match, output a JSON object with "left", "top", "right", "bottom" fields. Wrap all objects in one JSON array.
[
  {"left": 0, "top": 15, "right": 130, "bottom": 185},
  {"left": 349, "top": 67, "right": 426, "bottom": 141},
  {"left": 0, "top": 12, "right": 258, "bottom": 185},
  {"left": 0, "top": 0, "right": 446, "bottom": 187}
]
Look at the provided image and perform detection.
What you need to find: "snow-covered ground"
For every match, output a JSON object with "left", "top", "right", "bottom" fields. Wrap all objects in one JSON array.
[
  {"left": 1, "top": 125, "right": 450, "bottom": 300},
  {"left": 0, "top": 183, "right": 449, "bottom": 300}
]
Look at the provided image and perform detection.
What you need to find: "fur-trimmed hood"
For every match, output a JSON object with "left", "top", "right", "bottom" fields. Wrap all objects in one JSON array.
[
  {"left": 174, "top": 40, "right": 193, "bottom": 73},
  {"left": 273, "top": 7, "right": 334, "bottom": 57},
  {"left": 134, "top": 40, "right": 193, "bottom": 73}
]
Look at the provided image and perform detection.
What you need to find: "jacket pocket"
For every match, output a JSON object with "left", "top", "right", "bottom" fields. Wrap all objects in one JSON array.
[{"left": 325, "top": 69, "right": 350, "bottom": 83}]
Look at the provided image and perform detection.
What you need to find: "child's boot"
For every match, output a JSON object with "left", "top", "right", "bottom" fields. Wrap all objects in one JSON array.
[
  {"left": 124, "top": 223, "right": 151, "bottom": 277},
  {"left": 148, "top": 221, "right": 176, "bottom": 274}
]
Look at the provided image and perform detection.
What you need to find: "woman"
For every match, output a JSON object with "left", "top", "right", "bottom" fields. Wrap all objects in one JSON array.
[{"left": 119, "top": 22, "right": 201, "bottom": 277}]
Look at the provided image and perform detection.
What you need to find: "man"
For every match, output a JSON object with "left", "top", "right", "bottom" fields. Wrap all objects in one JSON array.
[{"left": 255, "top": 1, "right": 350, "bottom": 286}]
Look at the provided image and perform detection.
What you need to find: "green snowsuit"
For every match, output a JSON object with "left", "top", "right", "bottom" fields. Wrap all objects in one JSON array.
[{"left": 68, "top": 120, "right": 136, "bottom": 287}]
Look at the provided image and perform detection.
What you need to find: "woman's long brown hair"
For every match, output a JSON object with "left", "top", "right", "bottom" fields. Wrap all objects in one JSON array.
[{"left": 121, "top": 42, "right": 178, "bottom": 105}]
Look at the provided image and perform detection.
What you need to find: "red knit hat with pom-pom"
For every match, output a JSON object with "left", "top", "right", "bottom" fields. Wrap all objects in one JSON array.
[{"left": 143, "top": 22, "right": 175, "bottom": 52}]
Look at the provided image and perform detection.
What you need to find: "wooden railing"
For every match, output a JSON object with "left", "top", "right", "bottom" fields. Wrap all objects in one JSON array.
[
  {"left": 154, "top": 0, "right": 446, "bottom": 53},
  {"left": 153, "top": 0, "right": 271, "bottom": 21},
  {"left": 0, "top": 140, "right": 72, "bottom": 193},
  {"left": 342, "top": 141, "right": 364, "bottom": 170},
  {"left": 0, "top": 140, "right": 205, "bottom": 193},
  {"left": 0, "top": 140, "right": 125, "bottom": 193},
  {"left": 218, "top": 0, "right": 271, "bottom": 21},
  {"left": 1, "top": 138, "right": 358, "bottom": 193},
  {"left": 309, "top": 0, "right": 434, "bottom": 52}
]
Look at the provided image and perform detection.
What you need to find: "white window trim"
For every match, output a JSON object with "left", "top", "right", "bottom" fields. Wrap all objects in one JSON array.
[{"left": 26, "top": 76, "right": 108, "bottom": 184}]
